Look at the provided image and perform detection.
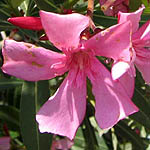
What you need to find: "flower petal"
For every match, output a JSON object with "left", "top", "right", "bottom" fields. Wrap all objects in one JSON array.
[
  {"left": 118, "top": 5, "right": 144, "bottom": 33},
  {"left": 135, "top": 47, "right": 150, "bottom": 84},
  {"left": 85, "top": 21, "right": 131, "bottom": 62},
  {"left": 133, "top": 21, "right": 150, "bottom": 47},
  {"left": 40, "top": 11, "right": 89, "bottom": 51},
  {"left": 0, "top": 137, "right": 10, "bottom": 150},
  {"left": 111, "top": 61, "right": 130, "bottom": 80},
  {"left": 36, "top": 71, "right": 87, "bottom": 140},
  {"left": 117, "top": 71, "right": 135, "bottom": 98},
  {"left": 2, "top": 40, "right": 67, "bottom": 81},
  {"left": 88, "top": 58, "right": 138, "bottom": 129}
]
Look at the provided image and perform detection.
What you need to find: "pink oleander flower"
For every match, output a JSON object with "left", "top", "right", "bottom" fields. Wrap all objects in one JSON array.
[
  {"left": 2, "top": 11, "right": 138, "bottom": 140},
  {"left": 100, "top": 0, "right": 129, "bottom": 16},
  {"left": 118, "top": 5, "right": 150, "bottom": 84},
  {"left": 88, "top": 5, "right": 150, "bottom": 84},
  {"left": 0, "top": 137, "right": 10, "bottom": 150}
]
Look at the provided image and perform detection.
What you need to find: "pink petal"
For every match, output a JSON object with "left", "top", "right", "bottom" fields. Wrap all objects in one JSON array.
[
  {"left": 117, "top": 71, "right": 135, "bottom": 98},
  {"left": 2, "top": 40, "right": 67, "bottom": 81},
  {"left": 118, "top": 5, "right": 145, "bottom": 33},
  {"left": 88, "top": 58, "right": 138, "bottom": 129},
  {"left": 133, "top": 21, "right": 150, "bottom": 47},
  {"left": 40, "top": 11, "right": 89, "bottom": 51},
  {"left": 0, "top": 137, "right": 10, "bottom": 150},
  {"left": 36, "top": 70, "right": 87, "bottom": 140},
  {"left": 135, "top": 47, "right": 150, "bottom": 84},
  {"left": 111, "top": 61, "right": 130, "bottom": 80},
  {"left": 8, "top": 17, "right": 43, "bottom": 30},
  {"left": 85, "top": 21, "right": 131, "bottom": 62}
]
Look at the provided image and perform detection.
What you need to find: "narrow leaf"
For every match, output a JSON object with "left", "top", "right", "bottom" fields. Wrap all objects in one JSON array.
[
  {"left": 20, "top": 81, "right": 52, "bottom": 150},
  {"left": 20, "top": 81, "right": 39, "bottom": 150},
  {"left": 0, "top": 105, "right": 20, "bottom": 131},
  {"left": 0, "top": 78, "right": 22, "bottom": 90},
  {"left": 37, "top": 80, "right": 53, "bottom": 150},
  {"left": 115, "top": 121, "right": 146, "bottom": 149}
]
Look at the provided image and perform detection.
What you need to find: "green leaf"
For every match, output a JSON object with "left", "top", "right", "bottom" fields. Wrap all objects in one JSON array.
[
  {"left": 133, "top": 88, "right": 150, "bottom": 121},
  {"left": 19, "top": 29, "right": 38, "bottom": 42},
  {"left": 0, "top": 78, "right": 22, "bottom": 90},
  {"left": 0, "top": 20, "right": 16, "bottom": 31},
  {"left": 81, "top": 116, "right": 99, "bottom": 150},
  {"left": 0, "top": 105, "right": 20, "bottom": 131},
  {"left": 63, "top": 0, "right": 80, "bottom": 9},
  {"left": 142, "top": 0, "right": 150, "bottom": 14},
  {"left": 33, "top": 0, "right": 60, "bottom": 12},
  {"left": 72, "top": 127, "right": 85, "bottom": 150},
  {"left": 20, "top": 81, "right": 52, "bottom": 150},
  {"left": 10, "top": 0, "right": 25, "bottom": 8},
  {"left": 0, "top": 5, "right": 11, "bottom": 20},
  {"left": 130, "top": 111, "right": 150, "bottom": 130},
  {"left": 115, "top": 121, "right": 147, "bottom": 149},
  {"left": 93, "top": 11, "right": 117, "bottom": 28},
  {"left": 129, "top": 0, "right": 142, "bottom": 12},
  {"left": 37, "top": 80, "right": 53, "bottom": 150},
  {"left": 26, "top": 0, "right": 39, "bottom": 16}
]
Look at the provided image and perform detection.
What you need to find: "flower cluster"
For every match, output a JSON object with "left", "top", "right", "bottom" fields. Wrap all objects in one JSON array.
[{"left": 2, "top": 4, "right": 150, "bottom": 140}]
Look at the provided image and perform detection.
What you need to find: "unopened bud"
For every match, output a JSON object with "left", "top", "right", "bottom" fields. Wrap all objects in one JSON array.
[{"left": 8, "top": 17, "right": 43, "bottom": 30}]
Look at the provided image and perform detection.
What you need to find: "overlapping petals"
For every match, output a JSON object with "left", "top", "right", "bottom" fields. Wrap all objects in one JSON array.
[
  {"left": 2, "top": 11, "right": 138, "bottom": 140},
  {"left": 85, "top": 21, "right": 132, "bottom": 80},
  {"left": 87, "top": 58, "right": 138, "bottom": 129},
  {"left": 118, "top": 6, "right": 150, "bottom": 84},
  {"left": 118, "top": 5, "right": 145, "bottom": 33},
  {"left": 85, "top": 21, "right": 131, "bottom": 61},
  {"left": 36, "top": 70, "right": 87, "bottom": 140}
]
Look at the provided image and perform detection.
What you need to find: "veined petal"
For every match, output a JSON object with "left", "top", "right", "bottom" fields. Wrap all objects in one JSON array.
[
  {"left": 118, "top": 5, "right": 145, "bottom": 33},
  {"left": 111, "top": 61, "right": 130, "bottom": 80},
  {"left": 85, "top": 21, "right": 131, "bottom": 62},
  {"left": 40, "top": 11, "right": 89, "bottom": 51},
  {"left": 2, "top": 40, "right": 67, "bottom": 81},
  {"left": 133, "top": 21, "right": 150, "bottom": 47},
  {"left": 135, "top": 47, "right": 150, "bottom": 84},
  {"left": 8, "top": 17, "right": 43, "bottom": 30},
  {"left": 36, "top": 70, "right": 87, "bottom": 140},
  {"left": 88, "top": 58, "right": 138, "bottom": 129}
]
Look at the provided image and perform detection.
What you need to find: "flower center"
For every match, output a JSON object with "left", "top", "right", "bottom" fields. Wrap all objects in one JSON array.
[{"left": 70, "top": 49, "right": 91, "bottom": 71}]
